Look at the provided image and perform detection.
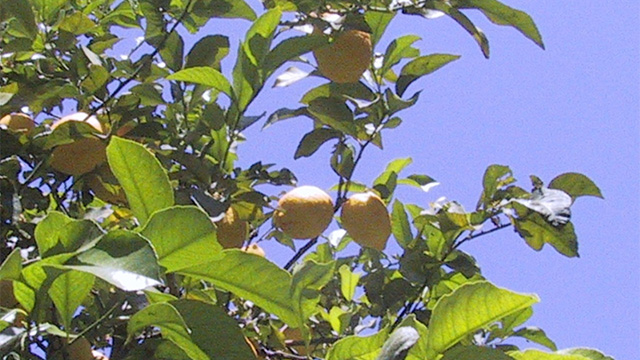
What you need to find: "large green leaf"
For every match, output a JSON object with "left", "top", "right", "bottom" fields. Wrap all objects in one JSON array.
[
  {"left": 441, "top": 345, "right": 515, "bottom": 360},
  {"left": 454, "top": 0, "right": 545, "bottom": 49},
  {"left": 140, "top": 206, "right": 222, "bottom": 273},
  {"left": 396, "top": 54, "right": 460, "bottom": 96},
  {"left": 308, "top": 97, "right": 357, "bottom": 136},
  {"left": 548, "top": 173, "right": 603, "bottom": 200},
  {"left": 166, "top": 67, "right": 233, "bottom": 98},
  {"left": 511, "top": 204, "right": 579, "bottom": 257},
  {"left": 0, "top": 249, "right": 23, "bottom": 281},
  {"left": 243, "top": 8, "right": 281, "bottom": 65},
  {"left": 365, "top": 11, "right": 395, "bottom": 46},
  {"left": 0, "top": 0, "right": 37, "bottom": 39},
  {"left": 380, "top": 35, "right": 421, "bottom": 77},
  {"left": 294, "top": 128, "right": 341, "bottom": 159},
  {"left": 128, "top": 302, "right": 207, "bottom": 360},
  {"left": 65, "top": 230, "right": 162, "bottom": 291},
  {"left": 172, "top": 300, "right": 258, "bottom": 360},
  {"left": 107, "top": 137, "right": 174, "bottom": 226},
  {"left": 558, "top": 348, "right": 614, "bottom": 360},
  {"left": 326, "top": 327, "right": 390, "bottom": 360},
  {"left": 47, "top": 270, "right": 94, "bottom": 331},
  {"left": 184, "top": 35, "right": 230, "bottom": 70},
  {"left": 34, "top": 211, "right": 104, "bottom": 258},
  {"left": 397, "top": 315, "right": 429, "bottom": 360},
  {"left": 178, "top": 250, "right": 298, "bottom": 326},
  {"left": 391, "top": 200, "right": 412, "bottom": 248},
  {"left": 513, "top": 326, "right": 557, "bottom": 351},
  {"left": 159, "top": 31, "right": 184, "bottom": 72},
  {"left": 338, "top": 265, "right": 360, "bottom": 302},
  {"left": 264, "top": 35, "right": 327, "bottom": 76},
  {"left": 291, "top": 260, "right": 335, "bottom": 323},
  {"left": 509, "top": 349, "right": 591, "bottom": 360},
  {"left": 426, "top": 281, "right": 539, "bottom": 357}
]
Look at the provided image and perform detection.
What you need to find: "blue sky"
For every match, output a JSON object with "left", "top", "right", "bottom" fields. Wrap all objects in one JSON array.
[
  {"left": 233, "top": 1, "right": 639, "bottom": 359},
  {"left": 110, "top": 0, "right": 638, "bottom": 358}
]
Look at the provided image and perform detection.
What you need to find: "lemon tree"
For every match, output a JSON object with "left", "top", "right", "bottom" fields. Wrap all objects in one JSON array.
[{"left": 0, "top": 1, "right": 610, "bottom": 360}]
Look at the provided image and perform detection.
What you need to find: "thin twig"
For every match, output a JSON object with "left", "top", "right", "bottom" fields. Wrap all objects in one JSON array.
[{"left": 284, "top": 237, "right": 318, "bottom": 271}]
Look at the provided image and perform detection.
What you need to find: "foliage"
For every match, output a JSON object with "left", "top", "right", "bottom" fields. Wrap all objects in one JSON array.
[{"left": 0, "top": 0, "right": 609, "bottom": 359}]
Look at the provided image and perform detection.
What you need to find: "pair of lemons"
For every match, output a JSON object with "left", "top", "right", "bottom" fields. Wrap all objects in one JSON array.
[{"left": 217, "top": 186, "right": 391, "bottom": 252}]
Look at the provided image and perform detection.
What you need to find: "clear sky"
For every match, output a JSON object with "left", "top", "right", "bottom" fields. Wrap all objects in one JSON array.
[{"left": 111, "top": 1, "right": 639, "bottom": 358}]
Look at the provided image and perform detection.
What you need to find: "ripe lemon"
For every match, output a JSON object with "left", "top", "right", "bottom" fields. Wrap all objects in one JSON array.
[
  {"left": 216, "top": 207, "right": 249, "bottom": 248},
  {"left": 0, "top": 113, "right": 35, "bottom": 133},
  {"left": 273, "top": 186, "right": 334, "bottom": 239},
  {"left": 85, "top": 164, "right": 127, "bottom": 205},
  {"left": 341, "top": 192, "right": 391, "bottom": 251},
  {"left": 242, "top": 243, "right": 266, "bottom": 257},
  {"left": 313, "top": 28, "right": 373, "bottom": 83},
  {"left": 50, "top": 112, "right": 107, "bottom": 176}
]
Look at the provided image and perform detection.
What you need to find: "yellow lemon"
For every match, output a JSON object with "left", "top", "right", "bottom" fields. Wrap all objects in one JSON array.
[
  {"left": 341, "top": 192, "right": 391, "bottom": 251},
  {"left": 313, "top": 28, "right": 373, "bottom": 83},
  {"left": 216, "top": 207, "right": 249, "bottom": 249},
  {"left": 242, "top": 243, "right": 266, "bottom": 257},
  {"left": 0, "top": 113, "right": 35, "bottom": 133},
  {"left": 273, "top": 186, "right": 334, "bottom": 239},
  {"left": 50, "top": 112, "right": 107, "bottom": 176}
]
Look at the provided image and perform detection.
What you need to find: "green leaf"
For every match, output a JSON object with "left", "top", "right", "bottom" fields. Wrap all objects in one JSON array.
[
  {"left": 426, "top": 281, "right": 539, "bottom": 357},
  {"left": 0, "top": 0, "right": 37, "bottom": 39},
  {"left": 326, "top": 327, "right": 390, "bottom": 360},
  {"left": 160, "top": 31, "right": 184, "bottom": 72},
  {"left": 509, "top": 349, "right": 591, "bottom": 360},
  {"left": 391, "top": 200, "right": 413, "bottom": 248},
  {"left": 548, "top": 173, "right": 603, "bottom": 200},
  {"left": 441, "top": 345, "right": 515, "bottom": 360},
  {"left": 291, "top": 260, "right": 335, "bottom": 323},
  {"left": 365, "top": 11, "right": 395, "bottom": 46},
  {"left": 80, "top": 64, "right": 110, "bottom": 93},
  {"left": 308, "top": 97, "right": 357, "bottom": 135},
  {"left": 167, "top": 67, "right": 233, "bottom": 98},
  {"left": 178, "top": 250, "right": 298, "bottom": 327},
  {"left": 338, "top": 265, "right": 360, "bottom": 302},
  {"left": 48, "top": 270, "right": 94, "bottom": 331},
  {"left": 294, "top": 128, "right": 341, "bottom": 159},
  {"left": 140, "top": 206, "right": 222, "bottom": 273},
  {"left": 171, "top": 299, "right": 259, "bottom": 360},
  {"left": 511, "top": 204, "right": 579, "bottom": 257},
  {"left": 128, "top": 302, "right": 207, "bottom": 360},
  {"left": 396, "top": 54, "right": 460, "bottom": 96},
  {"left": 190, "top": 0, "right": 257, "bottom": 22},
  {"left": 65, "top": 230, "right": 162, "bottom": 291},
  {"left": 513, "top": 326, "right": 557, "bottom": 351},
  {"left": 398, "top": 315, "right": 429, "bottom": 360},
  {"left": 381, "top": 35, "right": 421, "bottom": 77},
  {"left": 34, "top": 211, "right": 104, "bottom": 258},
  {"left": 184, "top": 35, "right": 230, "bottom": 70},
  {"left": 454, "top": 0, "right": 545, "bottom": 49},
  {"left": 558, "top": 348, "right": 614, "bottom": 360},
  {"left": 58, "top": 11, "right": 96, "bottom": 35},
  {"left": 431, "top": 2, "right": 489, "bottom": 58},
  {"left": 264, "top": 35, "right": 327, "bottom": 76},
  {"left": 244, "top": 8, "right": 282, "bottom": 66},
  {"left": 107, "top": 137, "right": 174, "bottom": 225},
  {"left": 0, "top": 249, "right": 23, "bottom": 281}
]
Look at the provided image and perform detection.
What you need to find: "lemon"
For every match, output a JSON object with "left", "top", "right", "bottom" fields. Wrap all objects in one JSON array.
[
  {"left": 273, "top": 186, "right": 334, "bottom": 239},
  {"left": 313, "top": 28, "right": 373, "bottom": 83},
  {"left": 50, "top": 112, "right": 107, "bottom": 176},
  {"left": 242, "top": 243, "right": 266, "bottom": 257},
  {"left": 0, "top": 113, "right": 35, "bottom": 133},
  {"left": 216, "top": 207, "right": 249, "bottom": 248},
  {"left": 341, "top": 192, "right": 391, "bottom": 251}
]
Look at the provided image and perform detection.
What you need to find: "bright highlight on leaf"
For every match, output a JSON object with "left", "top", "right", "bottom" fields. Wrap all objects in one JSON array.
[{"left": 426, "top": 280, "right": 539, "bottom": 357}]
